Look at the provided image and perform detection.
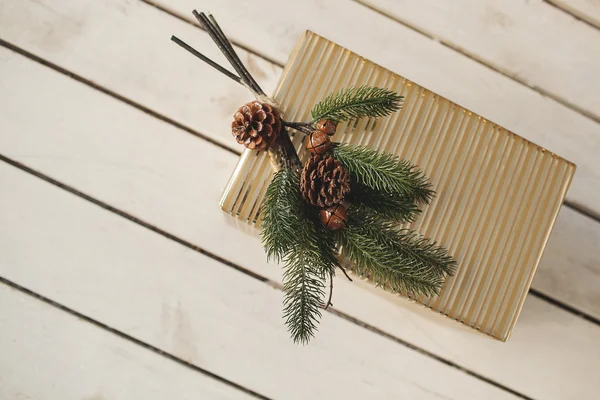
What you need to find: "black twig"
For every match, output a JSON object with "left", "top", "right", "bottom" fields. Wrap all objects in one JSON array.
[
  {"left": 324, "top": 272, "right": 334, "bottom": 310},
  {"left": 274, "top": 126, "right": 302, "bottom": 170},
  {"left": 170, "top": 36, "right": 245, "bottom": 87},
  {"left": 338, "top": 265, "right": 353, "bottom": 282},
  {"left": 206, "top": 14, "right": 264, "bottom": 96},
  {"left": 282, "top": 121, "right": 314, "bottom": 136},
  {"left": 192, "top": 11, "right": 265, "bottom": 96},
  {"left": 172, "top": 12, "right": 301, "bottom": 170}
]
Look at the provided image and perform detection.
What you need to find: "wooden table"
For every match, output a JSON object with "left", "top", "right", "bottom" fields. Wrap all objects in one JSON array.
[{"left": 1, "top": 1, "right": 599, "bottom": 399}]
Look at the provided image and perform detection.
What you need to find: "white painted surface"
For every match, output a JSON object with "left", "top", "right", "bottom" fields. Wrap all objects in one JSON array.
[
  {"left": 0, "top": 43, "right": 600, "bottom": 399},
  {"left": 548, "top": 0, "right": 600, "bottom": 28},
  {"left": 0, "top": 0, "right": 599, "bottom": 398},
  {"left": 0, "top": 163, "right": 517, "bottom": 400},
  {"left": 360, "top": 0, "right": 600, "bottom": 121},
  {"left": 159, "top": 0, "right": 600, "bottom": 217},
  {"left": 0, "top": 286, "right": 253, "bottom": 400},
  {"left": 3, "top": 0, "right": 598, "bottom": 218}
]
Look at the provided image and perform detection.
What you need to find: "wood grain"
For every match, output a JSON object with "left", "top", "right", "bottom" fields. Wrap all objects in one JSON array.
[
  {"left": 3, "top": 0, "right": 598, "bottom": 218},
  {"left": 0, "top": 284, "right": 254, "bottom": 400},
  {"left": 1, "top": 45, "right": 599, "bottom": 399},
  {"left": 359, "top": 0, "right": 600, "bottom": 123},
  {"left": 0, "top": 162, "right": 518, "bottom": 400}
]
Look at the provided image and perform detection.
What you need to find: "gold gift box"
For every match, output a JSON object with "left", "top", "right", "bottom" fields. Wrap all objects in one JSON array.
[{"left": 220, "top": 32, "right": 575, "bottom": 341}]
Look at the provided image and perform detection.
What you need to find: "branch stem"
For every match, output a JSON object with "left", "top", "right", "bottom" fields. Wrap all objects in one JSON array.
[
  {"left": 193, "top": 11, "right": 265, "bottom": 96},
  {"left": 282, "top": 121, "right": 314, "bottom": 136},
  {"left": 206, "top": 13, "right": 265, "bottom": 96},
  {"left": 338, "top": 265, "right": 353, "bottom": 282},
  {"left": 170, "top": 36, "right": 246, "bottom": 87},
  {"left": 324, "top": 272, "right": 334, "bottom": 310},
  {"left": 173, "top": 12, "right": 302, "bottom": 172}
]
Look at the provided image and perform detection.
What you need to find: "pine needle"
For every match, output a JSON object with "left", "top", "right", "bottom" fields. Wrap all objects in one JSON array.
[
  {"left": 332, "top": 144, "right": 434, "bottom": 204},
  {"left": 338, "top": 207, "right": 456, "bottom": 297},
  {"left": 281, "top": 246, "right": 326, "bottom": 344},
  {"left": 311, "top": 86, "right": 403, "bottom": 122},
  {"left": 260, "top": 169, "right": 338, "bottom": 343},
  {"left": 260, "top": 169, "right": 303, "bottom": 262},
  {"left": 349, "top": 182, "right": 421, "bottom": 223}
]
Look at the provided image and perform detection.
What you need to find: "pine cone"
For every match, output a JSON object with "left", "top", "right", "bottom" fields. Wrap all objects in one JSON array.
[
  {"left": 300, "top": 155, "right": 351, "bottom": 207},
  {"left": 232, "top": 101, "right": 281, "bottom": 150}
]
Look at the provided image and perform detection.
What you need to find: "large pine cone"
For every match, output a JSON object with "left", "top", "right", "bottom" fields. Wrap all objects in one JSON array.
[
  {"left": 232, "top": 101, "right": 281, "bottom": 150},
  {"left": 300, "top": 155, "right": 351, "bottom": 207}
]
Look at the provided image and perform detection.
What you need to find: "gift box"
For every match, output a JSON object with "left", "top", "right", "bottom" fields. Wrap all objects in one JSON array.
[{"left": 220, "top": 31, "right": 575, "bottom": 341}]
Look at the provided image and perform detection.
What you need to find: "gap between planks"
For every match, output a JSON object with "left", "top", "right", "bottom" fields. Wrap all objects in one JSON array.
[
  {"left": 543, "top": 0, "right": 600, "bottom": 30},
  {"left": 99, "top": 0, "right": 600, "bottom": 224},
  {"left": 140, "top": 0, "right": 285, "bottom": 68},
  {"left": 6, "top": 0, "right": 599, "bottom": 225},
  {"left": 0, "top": 276, "right": 272, "bottom": 400},
  {"left": 2, "top": 31, "right": 591, "bottom": 396},
  {"left": 0, "top": 38, "right": 239, "bottom": 158},
  {"left": 0, "top": 153, "right": 532, "bottom": 400},
  {"left": 0, "top": 38, "right": 597, "bottom": 323},
  {"left": 353, "top": 0, "right": 600, "bottom": 127}
]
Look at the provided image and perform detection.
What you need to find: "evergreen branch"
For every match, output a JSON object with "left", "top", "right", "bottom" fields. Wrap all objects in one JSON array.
[
  {"left": 338, "top": 225, "right": 442, "bottom": 297},
  {"left": 260, "top": 169, "right": 303, "bottom": 262},
  {"left": 353, "top": 208, "right": 456, "bottom": 278},
  {"left": 338, "top": 207, "right": 456, "bottom": 297},
  {"left": 332, "top": 143, "right": 434, "bottom": 204},
  {"left": 260, "top": 169, "right": 339, "bottom": 343},
  {"left": 282, "top": 244, "right": 326, "bottom": 344},
  {"left": 349, "top": 181, "right": 421, "bottom": 223},
  {"left": 311, "top": 86, "right": 403, "bottom": 122},
  {"left": 282, "top": 219, "right": 338, "bottom": 343}
]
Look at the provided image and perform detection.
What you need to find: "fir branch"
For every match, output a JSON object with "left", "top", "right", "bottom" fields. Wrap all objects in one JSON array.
[
  {"left": 311, "top": 86, "right": 403, "bottom": 122},
  {"left": 282, "top": 216, "right": 338, "bottom": 343},
  {"left": 337, "top": 207, "right": 456, "bottom": 297},
  {"left": 260, "top": 169, "right": 303, "bottom": 262},
  {"left": 332, "top": 143, "right": 434, "bottom": 204},
  {"left": 260, "top": 169, "right": 338, "bottom": 343},
  {"left": 349, "top": 181, "right": 421, "bottom": 223},
  {"left": 354, "top": 208, "right": 456, "bottom": 278},
  {"left": 282, "top": 244, "right": 326, "bottom": 344}
]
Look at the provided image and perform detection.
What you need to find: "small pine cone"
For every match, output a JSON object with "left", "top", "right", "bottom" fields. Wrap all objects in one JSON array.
[
  {"left": 300, "top": 155, "right": 351, "bottom": 207},
  {"left": 232, "top": 101, "right": 281, "bottom": 150}
]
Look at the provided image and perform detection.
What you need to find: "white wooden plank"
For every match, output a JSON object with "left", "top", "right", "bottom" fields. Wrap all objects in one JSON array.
[
  {"left": 0, "top": 0, "right": 279, "bottom": 152},
  {"left": 547, "top": 0, "right": 600, "bottom": 29},
  {"left": 1, "top": 44, "right": 600, "bottom": 399},
  {"left": 532, "top": 208, "right": 600, "bottom": 318},
  {"left": 0, "top": 163, "right": 517, "bottom": 400},
  {"left": 0, "top": 285, "right": 253, "bottom": 400},
  {"left": 2, "top": 0, "right": 599, "bottom": 219},
  {"left": 359, "top": 0, "right": 600, "bottom": 122}
]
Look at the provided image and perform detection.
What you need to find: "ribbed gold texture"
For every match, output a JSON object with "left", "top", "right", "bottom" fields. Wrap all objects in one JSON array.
[{"left": 220, "top": 32, "right": 576, "bottom": 341}]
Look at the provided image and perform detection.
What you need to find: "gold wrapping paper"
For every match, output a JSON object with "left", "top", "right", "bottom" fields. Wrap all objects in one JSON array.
[{"left": 220, "top": 31, "right": 575, "bottom": 341}]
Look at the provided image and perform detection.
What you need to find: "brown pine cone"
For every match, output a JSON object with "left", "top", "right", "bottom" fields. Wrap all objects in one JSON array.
[
  {"left": 232, "top": 101, "right": 281, "bottom": 150},
  {"left": 300, "top": 155, "right": 351, "bottom": 207}
]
